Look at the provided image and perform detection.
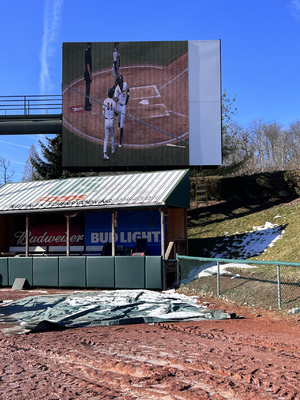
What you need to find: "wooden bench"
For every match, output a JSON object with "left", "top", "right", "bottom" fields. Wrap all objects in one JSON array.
[
  {"left": 85, "top": 245, "right": 103, "bottom": 255},
  {"left": 84, "top": 245, "right": 126, "bottom": 256},
  {"left": 8, "top": 246, "right": 47, "bottom": 256},
  {"left": 48, "top": 246, "right": 85, "bottom": 256}
]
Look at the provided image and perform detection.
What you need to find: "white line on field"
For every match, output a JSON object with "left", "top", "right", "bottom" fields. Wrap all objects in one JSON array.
[{"left": 159, "top": 68, "right": 188, "bottom": 90}]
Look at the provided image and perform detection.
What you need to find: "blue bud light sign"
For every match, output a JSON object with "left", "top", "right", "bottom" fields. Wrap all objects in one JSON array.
[{"left": 85, "top": 210, "right": 165, "bottom": 255}]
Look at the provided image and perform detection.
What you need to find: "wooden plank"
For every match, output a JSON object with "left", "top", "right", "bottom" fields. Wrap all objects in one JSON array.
[{"left": 165, "top": 240, "right": 174, "bottom": 260}]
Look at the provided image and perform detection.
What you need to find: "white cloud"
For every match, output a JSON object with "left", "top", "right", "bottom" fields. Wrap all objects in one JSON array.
[
  {"left": 39, "top": 0, "right": 63, "bottom": 93},
  {"left": 288, "top": 0, "right": 300, "bottom": 20}
]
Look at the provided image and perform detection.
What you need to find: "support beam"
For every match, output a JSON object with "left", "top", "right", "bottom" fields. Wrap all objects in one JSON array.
[
  {"left": 160, "top": 209, "right": 165, "bottom": 259},
  {"left": 112, "top": 211, "right": 116, "bottom": 256},
  {"left": 25, "top": 215, "right": 29, "bottom": 257},
  {"left": 66, "top": 215, "right": 70, "bottom": 257},
  {"left": 0, "top": 114, "right": 62, "bottom": 135}
]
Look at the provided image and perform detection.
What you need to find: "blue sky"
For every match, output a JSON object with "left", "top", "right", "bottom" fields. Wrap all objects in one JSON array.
[{"left": 0, "top": 0, "right": 300, "bottom": 181}]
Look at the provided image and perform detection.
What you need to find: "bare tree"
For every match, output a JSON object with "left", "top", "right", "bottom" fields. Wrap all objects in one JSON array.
[
  {"left": 287, "top": 120, "right": 300, "bottom": 169},
  {"left": 248, "top": 118, "right": 265, "bottom": 172},
  {"left": 0, "top": 157, "right": 15, "bottom": 185}
]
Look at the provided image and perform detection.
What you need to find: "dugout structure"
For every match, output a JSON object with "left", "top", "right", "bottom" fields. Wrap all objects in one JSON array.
[{"left": 0, "top": 170, "right": 189, "bottom": 290}]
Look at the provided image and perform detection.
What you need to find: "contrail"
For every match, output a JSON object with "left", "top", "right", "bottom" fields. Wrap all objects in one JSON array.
[
  {"left": 39, "top": 0, "right": 63, "bottom": 93},
  {"left": 0, "top": 140, "right": 31, "bottom": 149}
]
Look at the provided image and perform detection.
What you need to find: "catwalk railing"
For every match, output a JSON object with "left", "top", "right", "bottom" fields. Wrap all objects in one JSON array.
[
  {"left": 0, "top": 95, "right": 62, "bottom": 116},
  {"left": 177, "top": 255, "right": 300, "bottom": 311}
]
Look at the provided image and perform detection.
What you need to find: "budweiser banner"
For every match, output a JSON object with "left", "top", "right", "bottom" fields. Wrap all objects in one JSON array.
[{"left": 14, "top": 214, "right": 84, "bottom": 247}]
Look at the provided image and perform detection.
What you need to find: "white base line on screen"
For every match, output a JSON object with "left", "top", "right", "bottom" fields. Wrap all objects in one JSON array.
[
  {"left": 166, "top": 143, "right": 186, "bottom": 148},
  {"left": 159, "top": 68, "right": 188, "bottom": 90},
  {"left": 169, "top": 110, "right": 188, "bottom": 118},
  {"left": 130, "top": 85, "right": 161, "bottom": 100},
  {"left": 140, "top": 103, "right": 169, "bottom": 119}
]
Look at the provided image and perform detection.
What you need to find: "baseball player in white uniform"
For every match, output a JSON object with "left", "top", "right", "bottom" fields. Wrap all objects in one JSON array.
[
  {"left": 103, "top": 87, "right": 118, "bottom": 159},
  {"left": 112, "top": 42, "right": 120, "bottom": 84},
  {"left": 114, "top": 75, "right": 129, "bottom": 147}
]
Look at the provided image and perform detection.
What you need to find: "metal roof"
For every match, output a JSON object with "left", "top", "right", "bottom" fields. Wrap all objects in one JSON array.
[{"left": 0, "top": 170, "right": 190, "bottom": 214}]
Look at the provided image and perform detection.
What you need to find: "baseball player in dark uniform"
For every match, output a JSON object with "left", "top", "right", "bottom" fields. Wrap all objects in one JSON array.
[
  {"left": 112, "top": 42, "right": 120, "bottom": 86},
  {"left": 84, "top": 42, "right": 92, "bottom": 111}
]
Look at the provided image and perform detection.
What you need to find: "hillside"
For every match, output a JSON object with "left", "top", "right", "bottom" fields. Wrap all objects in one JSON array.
[
  {"left": 184, "top": 195, "right": 300, "bottom": 311},
  {"left": 187, "top": 196, "right": 300, "bottom": 262}
]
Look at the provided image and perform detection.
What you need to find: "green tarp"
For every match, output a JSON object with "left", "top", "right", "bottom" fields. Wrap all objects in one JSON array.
[{"left": 0, "top": 290, "right": 231, "bottom": 335}]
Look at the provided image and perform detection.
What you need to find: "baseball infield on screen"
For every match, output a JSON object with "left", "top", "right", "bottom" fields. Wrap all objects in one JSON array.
[{"left": 62, "top": 41, "right": 189, "bottom": 167}]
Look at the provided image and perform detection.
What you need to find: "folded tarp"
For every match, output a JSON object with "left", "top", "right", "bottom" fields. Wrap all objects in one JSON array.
[{"left": 0, "top": 290, "right": 231, "bottom": 335}]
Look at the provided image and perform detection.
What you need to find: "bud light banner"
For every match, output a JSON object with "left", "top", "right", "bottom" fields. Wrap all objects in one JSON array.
[{"left": 85, "top": 210, "right": 165, "bottom": 255}]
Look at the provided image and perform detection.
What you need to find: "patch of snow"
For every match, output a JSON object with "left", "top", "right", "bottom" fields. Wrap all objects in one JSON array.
[
  {"left": 182, "top": 221, "right": 285, "bottom": 285},
  {"left": 180, "top": 263, "right": 257, "bottom": 284}
]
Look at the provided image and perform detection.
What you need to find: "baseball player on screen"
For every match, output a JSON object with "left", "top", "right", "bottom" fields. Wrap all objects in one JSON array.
[
  {"left": 102, "top": 88, "right": 118, "bottom": 159},
  {"left": 84, "top": 42, "right": 93, "bottom": 111},
  {"left": 114, "top": 75, "right": 129, "bottom": 147},
  {"left": 112, "top": 42, "right": 120, "bottom": 85}
]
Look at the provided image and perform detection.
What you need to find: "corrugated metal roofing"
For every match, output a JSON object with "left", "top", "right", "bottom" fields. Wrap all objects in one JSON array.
[{"left": 0, "top": 170, "right": 190, "bottom": 214}]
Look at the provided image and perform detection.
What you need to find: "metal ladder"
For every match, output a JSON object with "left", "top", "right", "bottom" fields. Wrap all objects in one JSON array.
[{"left": 195, "top": 170, "right": 208, "bottom": 206}]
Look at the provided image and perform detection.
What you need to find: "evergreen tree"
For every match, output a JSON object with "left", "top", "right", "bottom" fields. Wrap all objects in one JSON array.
[{"left": 30, "top": 134, "right": 75, "bottom": 180}]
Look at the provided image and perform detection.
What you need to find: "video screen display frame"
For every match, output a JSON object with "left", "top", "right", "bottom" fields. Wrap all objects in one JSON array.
[{"left": 62, "top": 40, "right": 221, "bottom": 170}]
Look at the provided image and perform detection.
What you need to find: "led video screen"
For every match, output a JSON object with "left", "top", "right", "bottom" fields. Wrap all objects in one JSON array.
[{"left": 62, "top": 40, "right": 221, "bottom": 168}]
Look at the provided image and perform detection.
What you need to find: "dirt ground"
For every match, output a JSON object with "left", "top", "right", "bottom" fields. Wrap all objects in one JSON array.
[{"left": 1, "top": 289, "right": 300, "bottom": 399}]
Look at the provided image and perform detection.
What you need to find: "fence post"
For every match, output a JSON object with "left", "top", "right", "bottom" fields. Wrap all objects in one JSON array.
[
  {"left": 277, "top": 265, "right": 281, "bottom": 310},
  {"left": 163, "top": 260, "right": 166, "bottom": 291},
  {"left": 217, "top": 262, "right": 220, "bottom": 297},
  {"left": 176, "top": 257, "right": 180, "bottom": 286}
]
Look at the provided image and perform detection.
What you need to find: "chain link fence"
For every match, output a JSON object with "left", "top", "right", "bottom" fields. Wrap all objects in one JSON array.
[{"left": 176, "top": 255, "right": 300, "bottom": 311}]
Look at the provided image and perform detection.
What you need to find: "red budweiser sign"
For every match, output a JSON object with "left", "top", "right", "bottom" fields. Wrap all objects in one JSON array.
[{"left": 14, "top": 224, "right": 84, "bottom": 246}]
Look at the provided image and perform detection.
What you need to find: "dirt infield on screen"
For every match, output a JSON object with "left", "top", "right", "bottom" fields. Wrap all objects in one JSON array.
[{"left": 62, "top": 41, "right": 189, "bottom": 167}]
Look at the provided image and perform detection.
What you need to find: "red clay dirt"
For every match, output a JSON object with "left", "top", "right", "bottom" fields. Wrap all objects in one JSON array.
[{"left": 0, "top": 288, "right": 300, "bottom": 399}]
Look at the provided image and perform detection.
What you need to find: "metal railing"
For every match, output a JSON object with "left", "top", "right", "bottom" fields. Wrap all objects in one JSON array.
[
  {"left": 177, "top": 255, "right": 300, "bottom": 311},
  {"left": 0, "top": 95, "right": 62, "bottom": 116}
]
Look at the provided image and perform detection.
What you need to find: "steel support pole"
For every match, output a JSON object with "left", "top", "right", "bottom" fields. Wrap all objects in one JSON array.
[
  {"left": 66, "top": 215, "right": 70, "bottom": 257},
  {"left": 277, "top": 265, "right": 282, "bottom": 310},
  {"left": 160, "top": 209, "right": 165, "bottom": 259},
  {"left": 217, "top": 262, "right": 220, "bottom": 297},
  {"left": 25, "top": 215, "right": 29, "bottom": 257},
  {"left": 163, "top": 261, "right": 166, "bottom": 291},
  {"left": 112, "top": 211, "right": 116, "bottom": 257}
]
